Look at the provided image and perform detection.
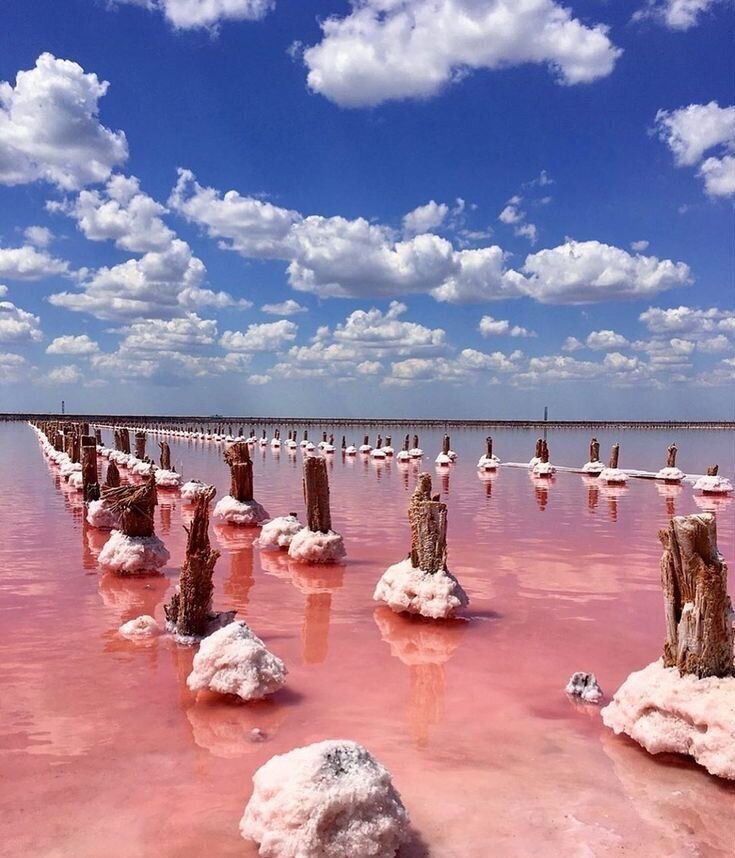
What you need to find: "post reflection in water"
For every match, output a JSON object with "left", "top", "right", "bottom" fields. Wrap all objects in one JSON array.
[
  {"left": 291, "top": 562, "right": 344, "bottom": 665},
  {"left": 656, "top": 481, "right": 681, "bottom": 518},
  {"left": 530, "top": 472, "right": 553, "bottom": 511},
  {"left": 214, "top": 525, "right": 257, "bottom": 615},
  {"left": 599, "top": 483, "right": 628, "bottom": 522},
  {"left": 477, "top": 469, "right": 497, "bottom": 500},
  {"left": 374, "top": 607, "right": 466, "bottom": 747},
  {"left": 582, "top": 475, "right": 599, "bottom": 512}
]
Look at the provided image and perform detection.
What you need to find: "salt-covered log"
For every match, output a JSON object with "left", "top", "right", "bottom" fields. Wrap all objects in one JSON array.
[
  {"left": 165, "top": 488, "right": 220, "bottom": 638},
  {"left": 660, "top": 513, "right": 733, "bottom": 679},
  {"left": 225, "top": 441, "right": 253, "bottom": 502},
  {"left": 81, "top": 434, "right": 100, "bottom": 502},
  {"left": 304, "top": 455, "right": 332, "bottom": 533}
]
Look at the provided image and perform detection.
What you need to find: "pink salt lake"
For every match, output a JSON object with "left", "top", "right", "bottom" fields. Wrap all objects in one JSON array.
[{"left": 1, "top": 423, "right": 733, "bottom": 857}]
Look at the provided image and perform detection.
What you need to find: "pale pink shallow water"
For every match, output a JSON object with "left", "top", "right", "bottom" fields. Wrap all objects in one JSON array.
[{"left": 1, "top": 423, "right": 734, "bottom": 858}]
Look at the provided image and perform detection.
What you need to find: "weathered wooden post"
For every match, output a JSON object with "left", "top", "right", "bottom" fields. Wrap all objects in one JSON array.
[
  {"left": 120, "top": 427, "right": 131, "bottom": 454},
  {"left": 666, "top": 443, "right": 678, "bottom": 468},
  {"left": 104, "top": 479, "right": 156, "bottom": 538},
  {"left": 660, "top": 513, "right": 733, "bottom": 679},
  {"left": 408, "top": 474, "right": 447, "bottom": 573},
  {"left": 442, "top": 435, "right": 450, "bottom": 456},
  {"left": 486, "top": 437, "right": 493, "bottom": 459},
  {"left": 81, "top": 435, "right": 100, "bottom": 502},
  {"left": 590, "top": 438, "right": 600, "bottom": 461},
  {"left": 304, "top": 455, "right": 332, "bottom": 534},
  {"left": 708, "top": 464, "right": 719, "bottom": 476},
  {"left": 534, "top": 438, "right": 543, "bottom": 460},
  {"left": 159, "top": 441, "right": 172, "bottom": 471},
  {"left": 95, "top": 428, "right": 102, "bottom": 445},
  {"left": 135, "top": 431, "right": 146, "bottom": 460},
  {"left": 225, "top": 441, "right": 253, "bottom": 502},
  {"left": 105, "top": 460, "right": 121, "bottom": 488},
  {"left": 541, "top": 440, "right": 550, "bottom": 464},
  {"left": 609, "top": 443, "right": 620, "bottom": 469},
  {"left": 165, "top": 487, "right": 220, "bottom": 638}
]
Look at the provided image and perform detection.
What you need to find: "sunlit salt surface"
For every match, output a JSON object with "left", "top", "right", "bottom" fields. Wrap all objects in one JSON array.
[{"left": 1, "top": 422, "right": 734, "bottom": 857}]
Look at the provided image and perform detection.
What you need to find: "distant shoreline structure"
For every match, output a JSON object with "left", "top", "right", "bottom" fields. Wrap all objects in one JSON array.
[{"left": 2, "top": 413, "right": 733, "bottom": 430}]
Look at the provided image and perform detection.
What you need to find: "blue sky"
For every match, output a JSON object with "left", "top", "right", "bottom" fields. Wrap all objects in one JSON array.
[{"left": 0, "top": 0, "right": 733, "bottom": 418}]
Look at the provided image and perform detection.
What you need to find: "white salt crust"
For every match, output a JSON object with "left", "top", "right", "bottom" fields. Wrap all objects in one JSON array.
[
  {"left": 257, "top": 515, "right": 303, "bottom": 550},
  {"left": 133, "top": 461, "right": 155, "bottom": 476},
  {"left": 180, "top": 479, "right": 213, "bottom": 502},
  {"left": 373, "top": 557, "right": 469, "bottom": 620},
  {"left": 601, "top": 659, "right": 735, "bottom": 780},
  {"left": 565, "top": 671, "right": 603, "bottom": 703},
  {"left": 532, "top": 461, "right": 555, "bottom": 477},
  {"left": 187, "top": 621, "right": 287, "bottom": 701},
  {"left": 119, "top": 615, "right": 160, "bottom": 638},
  {"left": 98, "top": 529, "right": 170, "bottom": 575},
  {"left": 287, "top": 528, "right": 346, "bottom": 565},
  {"left": 213, "top": 495, "right": 270, "bottom": 526},
  {"left": 155, "top": 468, "right": 181, "bottom": 488},
  {"left": 582, "top": 460, "right": 604, "bottom": 473},
  {"left": 599, "top": 467, "right": 628, "bottom": 484},
  {"left": 477, "top": 454, "right": 500, "bottom": 470},
  {"left": 60, "top": 460, "right": 81, "bottom": 479},
  {"left": 67, "top": 471, "right": 84, "bottom": 491},
  {"left": 86, "top": 498, "right": 119, "bottom": 530},
  {"left": 693, "top": 475, "right": 733, "bottom": 494},
  {"left": 240, "top": 739, "right": 410, "bottom": 858},
  {"left": 655, "top": 466, "right": 684, "bottom": 482}
]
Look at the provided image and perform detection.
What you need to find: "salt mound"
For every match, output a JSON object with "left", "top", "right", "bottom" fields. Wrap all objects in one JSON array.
[
  {"left": 601, "top": 659, "right": 735, "bottom": 780},
  {"left": 132, "top": 461, "right": 155, "bottom": 476},
  {"left": 98, "top": 530, "right": 170, "bottom": 575},
  {"left": 187, "top": 621, "right": 286, "bottom": 701},
  {"left": 532, "top": 461, "right": 555, "bottom": 477},
  {"left": 214, "top": 495, "right": 270, "bottom": 526},
  {"left": 599, "top": 467, "right": 627, "bottom": 484},
  {"left": 240, "top": 739, "right": 409, "bottom": 858},
  {"left": 288, "top": 528, "right": 346, "bottom": 564},
  {"left": 257, "top": 515, "right": 303, "bottom": 550},
  {"left": 693, "top": 475, "right": 733, "bottom": 494},
  {"left": 119, "top": 615, "right": 160, "bottom": 638},
  {"left": 86, "top": 498, "right": 119, "bottom": 530},
  {"left": 565, "top": 671, "right": 603, "bottom": 703},
  {"left": 582, "top": 460, "right": 604, "bottom": 473},
  {"left": 655, "top": 466, "right": 684, "bottom": 482},
  {"left": 155, "top": 469, "right": 181, "bottom": 488},
  {"left": 67, "top": 471, "right": 84, "bottom": 491},
  {"left": 181, "top": 479, "right": 213, "bottom": 502},
  {"left": 373, "top": 557, "right": 469, "bottom": 620}
]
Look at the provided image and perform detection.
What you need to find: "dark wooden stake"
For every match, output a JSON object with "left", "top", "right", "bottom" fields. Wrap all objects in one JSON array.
[
  {"left": 609, "top": 443, "right": 620, "bottom": 469},
  {"left": 707, "top": 464, "right": 719, "bottom": 476},
  {"left": 303, "top": 455, "right": 332, "bottom": 533},
  {"left": 660, "top": 513, "right": 733, "bottom": 678},
  {"left": 485, "top": 436, "right": 493, "bottom": 459},
  {"left": 666, "top": 443, "right": 678, "bottom": 468},
  {"left": 534, "top": 438, "right": 543, "bottom": 459},
  {"left": 105, "top": 460, "right": 121, "bottom": 488},
  {"left": 81, "top": 435, "right": 100, "bottom": 502},
  {"left": 541, "top": 440, "right": 549, "bottom": 464},
  {"left": 589, "top": 437, "right": 600, "bottom": 462},
  {"left": 442, "top": 435, "right": 450, "bottom": 455},
  {"left": 134, "top": 431, "right": 146, "bottom": 460},
  {"left": 224, "top": 441, "right": 253, "bottom": 502},
  {"left": 159, "top": 441, "right": 172, "bottom": 471}
]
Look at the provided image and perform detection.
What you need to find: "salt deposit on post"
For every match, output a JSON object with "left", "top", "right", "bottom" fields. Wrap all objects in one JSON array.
[
  {"left": 582, "top": 437, "right": 604, "bottom": 474},
  {"left": 97, "top": 479, "right": 170, "bottom": 575},
  {"left": 119, "top": 615, "right": 160, "bottom": 638},
  {"left": 213, "top": 441, "right": 269, "bottom": 525},
  {"left": 477, "top": 436, "right": 499, "bottom": 471},
  {"left": 693, "top": 464, "right": 733, "bottom": 495},
  {"left": 257, "top": 512, "right": 303, "bottom": 551},
  {"left": 599, "top": 443, "right": 627, "bottom": 484},
  {"left": 181, "top": 478, "right": 215, "bottom": 502},
  {"left": 532, "top": 439, "right": 554, "bottom": 477},
  {"left": 288, "top": 456, "right": 346, "bottom": 564},
  {"left": 155, "top": 440, "right": 182, "bottom": 488},
  {"left": 655, "top": 442, "right": 684, "bottom": 483},
  {"left": 602, "top": 513, "right": 735, "bottom": 779},
  {"left": 240, "top": 740, "right": 409, "bottom": 858},
  {"left": 374, "top": 473, "right": 469, "bottom": 619},
  {"left": 187, "top": 620, "right": 287, "bottom": 701}
]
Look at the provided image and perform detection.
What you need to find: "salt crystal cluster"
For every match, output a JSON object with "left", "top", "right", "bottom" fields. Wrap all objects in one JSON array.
[
  {"left": 257, "top": 515, "right": 303, "bottom": 550},
  {"left": 98, "top": 530, "right": 170, "bottom": 575},
  {"left": 655, "top": 466, "right": 684, "bottom": 482},
  {"left": 373, "top": 557, "right": 469, "bottom": 620},
  {"left": 86, "top": 498, "right": 119, "bottom": 530},
  {"left": 154, "top": 469, "right": 182, "bottom": 488},
  {"left": 181, "top": 479, "right": 213, "bottom": 502},
  {"left": 214, "top": 495, "right": 270, "bottom": 526},
  {"left": 119, "top": 615, "right": 160, "bottom": 638},
  {"left": 187, "top": 621, "right": 287, "bottom": 701},
  {"left": 693, "top": 475, "right": 733, "bottom": 495},
  {"left": 287, "top": 528, "right": 346, "bottom": 564},
  {"left": 240, "top": 740, "right": 410, "bottom": 858},
  {"left": 582, "top": 460, "right": 604, "bottom": 474},
  {"left": 601, "top": 659, "right": 735, "bottom": 780},
  {"left": 565, "top": 671, "right": 603, "bottom": 703},
  {"left": 599, "top": 467, "right": 627, "bottom": 484}
]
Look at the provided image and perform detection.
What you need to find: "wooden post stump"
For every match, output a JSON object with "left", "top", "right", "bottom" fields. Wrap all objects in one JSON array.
[
  {"left": 224, "top": 441, "right": 253, "bottom": 502},
  {"left": 303, "top": 456, "right": 332, "bottom": 533},
  {"left": 105, "top": 461, "right": 120, "bottom": 488},
  {"left": 408, "top": 473, "right": 447, "bottom": 574},
  {"left": 442, "top": 435, "right": 450, "bottom": 456},
  {"left": 541, "top": 440, "right": 550, "bottom": 463},
  {"left": 486, "top": 436, "right": 493, "bottom": 459},
  {"left": 120, "top": 428, "right": 131, "bottom": 454},
  {"left": 534, "top": 438, "right": 543, "bottom": 460},
  {"left": 659, "top": 513, "right": 733, "bottom": 679},
  {"left": 707, "top": 464, "right": 719, "bottom": 476},
  {"left": 134, "top": 431, "right": 146, "bottom": 460},
  {"left": 81, "top": 435, "right": 100, "bottom": 502},
  {"left": 103, "top": 479, "right": 156, "bottom": 538},
  {"left": 609, "top": 443, "right": 620, "bottom": 469},
  {"left": 666, "top": 443, "right": 678, "bottom": 468},
  {"left": 164, "top": 488, "right": 220, "bottom": 637},
  {"left": 95, "top": 428, "right": 102, "bottom": 445},
  {"left": 159, "top": 441, "right": 172, "bottom": 471},
  {"left": 589, "top": 437, "right": 600, "bottom": 462}
]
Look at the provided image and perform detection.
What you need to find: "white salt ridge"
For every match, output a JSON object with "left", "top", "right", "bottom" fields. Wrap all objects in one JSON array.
[
  {"left": 257, "top": 515, "right": 303, "bottom": 550},
  {"left": 67, "top": 470, "right": 84, "bottom": 490},
  {"left": 565, "top": 671, "right": 603, "bottom": 703},
  {"left": 214, "top": 495, "right": 270, "bottom": 526},
  {"left": 655, "top": 466, "right": 684, "bottom": 482},
  {"left": 181, "top": 479, "right": 213, "bottom": 502},
  {"left": 477, "top": 454, "right": 500, "bottom": 470},
  {"left": 132, "top": 461, "right": 155, "bottom": 476},
  {"left": 693, "top": 475, "right": 733, "bottom": 494},
  {"left": 155, "top": 468, "right": 181, "bottom": 488},
  {"left": 60, "top": 460, "right": 81, "bottom": 479},
  {"left": 287, "top": 528, "right": 346, "bottom": 564},
  {"left": 602, "top": 659, "right": 735, "bottom": 780},
  {"left": 532, "top": 461, "right": 555, "bottom": 477},
  {"left": 86, "top": 498, "right": 119, "bottom": 530},
  {"left": 187, "top": 621, "right": 287, "bottom": 701},
  {"left": 374, "top": 557, "right": 469, "bottom": 620},
  {"left": 98, "top": 529, "right": 170, "bottom": 575},
  {"left": 599, "top": 467, "right": 628, "bottom": 484},
  {"left": 119, "top": 615, "right": 160, "bottom": 638},
  {"left": 240, "top": 739, "right": 409, "bottom": 858},
  {"left": 582, "top": 460, "right": 604, "bottom": 474}
]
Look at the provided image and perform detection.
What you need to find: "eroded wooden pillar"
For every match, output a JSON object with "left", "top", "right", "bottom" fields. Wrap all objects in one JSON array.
[
  {"left": 304, "top": 455, "right": 332, "bottom": 533},
  {"left": 408, "top": 473, "right": 447, "bottom": 574},
  {"left": 81, "top": 435, "right": 100, "bottom": 502},
  {"left": 224, "top": 441, "right": 253, "bottom": 502}
]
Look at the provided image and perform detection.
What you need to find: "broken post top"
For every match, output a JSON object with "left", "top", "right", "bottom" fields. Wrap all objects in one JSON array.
[
  {"left": 442, "top": 435, "right": 450, "bottom": 455},
  {"left": 590, "top": 437, "right": 600, "bottom": 461},
  {"left": 303, "top": 455, "right": 332, "bottom": 533},
  {"left": 102, "top": 479, "right": 157, "bottom": 538},
  {"left": 185, "top": 486, "right": 217, "bottom": 558},
  {"left": 659, "top": 513, "right": 733, "bottom": 679},
  {"left": 609, "top": 443, "right": 620, "bottom": 469},
  {"left": 666, "top": 443, "right": 678, "bottom": 468},
  {"left": 408, "top": 472, "right": 448, "bottom": 574},
  {"left": 707, "top": 464, "right": 719, "bottom": 476},
  {"left": 159, "top": 441, "right": 172, "bottom": 471},
  {"left": 486, "top": 436, "right": 493, "bottom": 458},
  {"left": 105, "top": 460, "right": 120, "bottom": 488},
  {"left": 535, "top": 438, "right": 543, "bottom": 458}
]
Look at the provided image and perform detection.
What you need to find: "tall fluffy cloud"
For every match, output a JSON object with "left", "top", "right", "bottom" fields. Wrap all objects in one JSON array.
[
  {"left": 114, "top": 0, "right": 274, "bottom": 29},
  {"left": 0, "top": 53, "right": 127, "bottom": 189},
  {"left": 0, "top": 351, "right": 28, "bottom": 384},
  {"left": 300, "top": 0, "right": 622, "bottom": 108},
  {"left": 520, "top": 240, "right": 691, "bottom": 304},
  {"left": 402, "top": 201, "right": 448, "bottom": 236}
]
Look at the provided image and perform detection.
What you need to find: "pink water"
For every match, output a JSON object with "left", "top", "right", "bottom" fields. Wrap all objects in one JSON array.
[{"left": 1, "top": 423, "right": 734, "bottom": 857}]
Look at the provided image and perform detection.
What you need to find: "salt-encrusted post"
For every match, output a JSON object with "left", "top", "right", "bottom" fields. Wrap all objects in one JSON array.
[
  {"left": 590, "top": 437, "right": 600, "bottom": 462},
  {"left": 225, "top": 441, "right": 253, "bottom": 502},
  {"left": 541, "top": 440, "right": 550, "bottom": 464},
  {"left": 408, "top": 474, "right": 447, "bottom": 574},
  {"left": 708, "top": 464, "right": 719, "bottom": 476},
  {"left": 660, "top": 513, "right": 733, "bottom": 679},
  {"left": 666, "top": 443, "right": 678, "bottom": 468},
  {"left": 135, "top": 431, "right": 146, "bottom": 460},
  {"left": 104, "top": 479, "right": 157, "bottom": 538},
  {"left": 304, "top": 455, "right": 331, "bottom": 534},
  {"left": 159, "top": 441, "right": 172, "bottom": 471},
  {"left": 609, "top": 443, "right": 620, "bottom": 469},
  {"left": 81, "top": 435, "right": 100, "bottom": 502},
  {"left": 165, "top": 487, "right": 220, "bottom": 638}
]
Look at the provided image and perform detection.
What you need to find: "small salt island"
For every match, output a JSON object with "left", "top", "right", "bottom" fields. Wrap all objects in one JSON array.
[
  {"left": 213, "top": 441, "right": 270, "bottom": 526},
  {"left": 288, "top": 456, "right": 346, "bottom": 564}
]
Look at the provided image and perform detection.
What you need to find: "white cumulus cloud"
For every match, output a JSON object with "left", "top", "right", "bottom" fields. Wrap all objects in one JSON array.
[
  {"left": 220, "top": 319, "right": 298, "bottom": 352},
  {"left": 0, "top": 245, "right": 69, "bottom": 280},
  {"left": 0, "top": 299, "right": 43, "bottom": 343},
  {"left": 46, "top": 334, "right": 100, "bottom": 355}
]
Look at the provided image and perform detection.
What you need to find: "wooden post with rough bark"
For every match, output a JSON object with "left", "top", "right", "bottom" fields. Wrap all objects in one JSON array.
[
  {"left": 303, "top": 455, "right": 332, "bottom": 533},
  {"left": 135, "top": 431, "right": 146, "bottom": 460},
  {"left": 659, "top": 513, "right": 733, "bottom": 679},
  {"left": 159, "top": 441, "right": 172, "bottom": 471},
  {"left": 486, "top": 436, "right": 493, "bottom": 459},
  {"left": 541, "top": 440, "right": 549, "bottom": 464},
  {"left": 534, "top": 438, "right": 543, "bottom": 459},
  {"left": 164, "top": 487, "right": 220, "bottom": 637},
  {"left": 666, "top": 443, "right": 678, "bottom": 468},
  {"left": 103, "top": 479, "right": 157, "bottom": 538},
  {"left": 590, "top": 437, "right": 600, "bottom": 462},
  {"left": 224, "top": 441, "right": 253, "bottom": 502},
  {"left": 81, "top": 435, "right": 100, "bottom": 502},
  {"left": 609, "top": 443, "right": 620, "bottom": 469},
  {"left": 707, "top": 464, "right": 719, "bottom": 476},
  {"left": 408, "top": 473, "right": 447, "bottom": 574},
  {"left": 442, "top": 435, "right": 450, "bottom": 456},
  {"left": 104, "top": 460, "right": 120, "bottom": 488}
]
